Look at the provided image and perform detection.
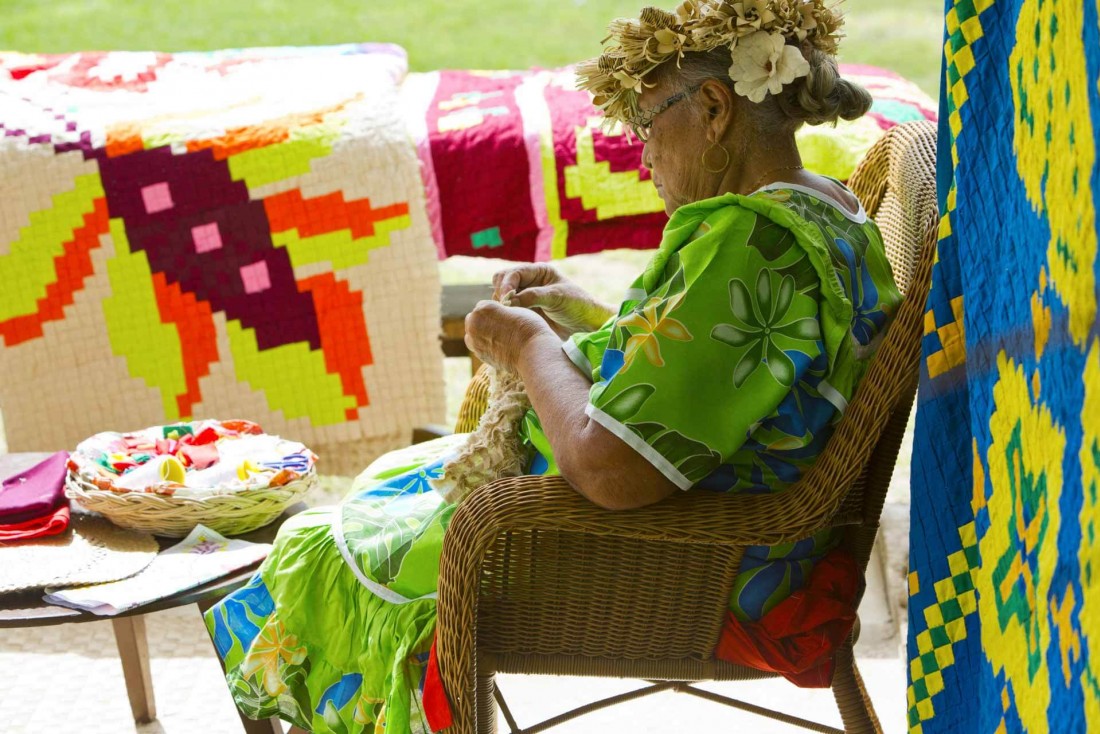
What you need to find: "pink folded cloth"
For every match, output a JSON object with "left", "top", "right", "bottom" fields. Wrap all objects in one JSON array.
[{"left": 0, "top": 451, "right": 70, "bottom": 524}]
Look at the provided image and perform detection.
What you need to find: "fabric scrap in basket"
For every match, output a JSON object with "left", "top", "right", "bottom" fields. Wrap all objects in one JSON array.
[{"left": 68, "top": 419, "right": 314, "bottom": 498}]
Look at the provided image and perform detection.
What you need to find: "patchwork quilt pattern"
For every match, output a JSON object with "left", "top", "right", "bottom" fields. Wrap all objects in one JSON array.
[
  {"left": 908, "top": 1, "right": 1100, "bottom": 731},
  {"left": 402, "top": 63, "right": 937, "bottom": 261},
  {"left": 0, "top": 46, "right": 444, "bottom": 475}
]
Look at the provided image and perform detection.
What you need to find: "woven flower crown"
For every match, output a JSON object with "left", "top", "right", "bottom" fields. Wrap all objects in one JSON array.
[{"left": 576, "top": 0, "right": 845, "bottom": 127}]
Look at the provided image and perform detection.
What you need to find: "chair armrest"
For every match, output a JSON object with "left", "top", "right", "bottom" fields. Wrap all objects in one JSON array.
[
  {"left": 445, "top": 473, "right": 833, "bottom": 550},
  {"left": 453, "top": 364, "right": 492, "bottom": 433}
]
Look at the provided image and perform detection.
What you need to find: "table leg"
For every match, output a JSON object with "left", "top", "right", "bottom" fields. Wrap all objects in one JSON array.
[
  {"left": 196, "top": 600, "right": 285, "bottom": 734},
  {"left": 111, "top": 615, "right": 156, "bottom": 724}
]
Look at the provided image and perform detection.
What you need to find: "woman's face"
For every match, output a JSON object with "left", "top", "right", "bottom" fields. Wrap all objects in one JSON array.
[{"left": 638, "top": 78, "right": 711, "bottom": 217}]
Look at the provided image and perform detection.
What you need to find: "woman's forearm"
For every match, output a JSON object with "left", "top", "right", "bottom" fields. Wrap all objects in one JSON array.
[
  {"left": 514, "top": 333, "right": 593, "bottom": 464},
  {"left": 514, "top": 333, "right": 678, "bottom": 509}
]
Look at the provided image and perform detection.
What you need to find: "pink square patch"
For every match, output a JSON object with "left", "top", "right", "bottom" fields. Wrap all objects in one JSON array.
[
  {"left": 191, "top": 222, "right": 223, "bottom": 253},
  {"left": 240, "top": 261, "right": 271, "bottom": 294},
  {"left": 141, "top": 182, "right": 173, "bottom": 214}
]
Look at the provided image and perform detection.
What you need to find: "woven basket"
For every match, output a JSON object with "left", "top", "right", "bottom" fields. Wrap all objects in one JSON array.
[{"left": 64, "top": 470, "right": 316, "bottom": 538}]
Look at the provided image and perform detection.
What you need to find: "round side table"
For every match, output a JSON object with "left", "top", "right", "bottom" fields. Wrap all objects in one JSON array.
[{"left": 0, "top": 452, "right": 305, "bottom": 734}]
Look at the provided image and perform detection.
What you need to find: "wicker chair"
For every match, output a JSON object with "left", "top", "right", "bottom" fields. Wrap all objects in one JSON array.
[{"left": 434, "top": 120, "right": 938, "bottom": 734}]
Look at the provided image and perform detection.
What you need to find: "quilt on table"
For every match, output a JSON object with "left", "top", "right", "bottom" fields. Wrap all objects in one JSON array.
[
  {"left": 0, "top": 45, "right": 445, "bottom": 476},
  {"left": 402, "top": 63, "right": 937, "bottom": 261},
  {"left": 907, "top": 1, "right": 1100, "bottom": 732}
]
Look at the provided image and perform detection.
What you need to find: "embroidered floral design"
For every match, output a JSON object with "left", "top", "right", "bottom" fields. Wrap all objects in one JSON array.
[
  {"left": 711, "top": 269, "right": 821, "bottom": 388},
  {"left": 241, "top": 617, "right": 308, "bottom": 697}
]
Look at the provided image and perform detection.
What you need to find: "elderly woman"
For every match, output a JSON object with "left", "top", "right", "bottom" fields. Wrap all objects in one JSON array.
[{"left": 204, "top": 2, "right": 900, "bottom": 732}]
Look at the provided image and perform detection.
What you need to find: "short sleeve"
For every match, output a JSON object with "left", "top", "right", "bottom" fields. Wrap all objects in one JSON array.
[
  {"left": 563, "top": 318, "right": 613, "bottom": 381},
  {"left": 585, "top": 206, "right": 825, "bottom": 489},
  {"left": 563, "top": 283, "right": 647, "bottom": 382}
]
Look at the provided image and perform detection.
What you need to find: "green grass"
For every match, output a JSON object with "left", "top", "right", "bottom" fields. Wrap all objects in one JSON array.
[
  {"left": 835, "top": 0, "right": 943, "bottom": 96},
  {"left": 0, "top": 0, "right": 942, "bottom": 95}
]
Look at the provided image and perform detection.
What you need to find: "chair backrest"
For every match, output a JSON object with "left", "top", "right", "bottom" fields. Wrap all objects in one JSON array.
[
  {"left": 812, "top": 120, "right": 939, "bottom": 570},
  {"left": 454, "top": 121, "right": 939, "bottom": 565},
  {"left": 849, "top": 121, "right": 939, "bottom": 300}
]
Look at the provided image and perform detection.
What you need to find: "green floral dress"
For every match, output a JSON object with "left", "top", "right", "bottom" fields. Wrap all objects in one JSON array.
[
  {"left": 204, "top": 184, "right": 901, "bottom": 734},
  {"left": 528, "top": 185, "right": 901, "bottom": 619}
]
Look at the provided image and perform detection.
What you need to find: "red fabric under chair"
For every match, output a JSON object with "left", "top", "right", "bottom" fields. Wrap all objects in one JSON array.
[{"left": 715, "top": 548, "right": 862, "bottom": 687}]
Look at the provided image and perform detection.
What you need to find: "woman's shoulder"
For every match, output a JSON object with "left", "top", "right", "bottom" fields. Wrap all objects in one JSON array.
[
  {"left": 664, "top": 185, "right": 882, "bottom": 275},
  {"left": 676, "top": 184, "right": 872, "bottom": 239},
  {"left": 750, "top": 182, "right": 869, "bottom": 227}
]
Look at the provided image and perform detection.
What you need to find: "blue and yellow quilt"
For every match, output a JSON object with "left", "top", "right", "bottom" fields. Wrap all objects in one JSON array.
[{"left": 908, "top": 1, "right": 1100, "bottom": 732}]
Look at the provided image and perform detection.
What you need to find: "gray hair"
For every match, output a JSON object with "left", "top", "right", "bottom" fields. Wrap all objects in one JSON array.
[{"left": 661, "top": 43, "right": 873, "bottom": 131}]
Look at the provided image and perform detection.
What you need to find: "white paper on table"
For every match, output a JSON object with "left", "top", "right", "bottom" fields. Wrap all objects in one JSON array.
[{"left": 42, "top": 525, "right": 272, "bottom": 616}]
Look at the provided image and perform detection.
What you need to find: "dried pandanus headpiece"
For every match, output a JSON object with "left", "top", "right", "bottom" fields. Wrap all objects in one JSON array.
[{"left": 577, "top": 0, "right": 845, "bottom": 127}]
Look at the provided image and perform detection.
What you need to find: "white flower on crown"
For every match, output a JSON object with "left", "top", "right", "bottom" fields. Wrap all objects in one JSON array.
[{"left": 727, "top": 30, "right": 810, "bottom": 103}]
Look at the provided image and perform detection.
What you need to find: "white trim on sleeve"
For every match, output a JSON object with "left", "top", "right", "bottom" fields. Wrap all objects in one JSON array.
[
  {"left": 562, "top": 337, "right": 593, "bottom": 376},
  {"left": 817, "top": 378, "right": 849, "bottom": 414},
  {"left": 585, "top": 403, "right": 694, "bottom": 491}
]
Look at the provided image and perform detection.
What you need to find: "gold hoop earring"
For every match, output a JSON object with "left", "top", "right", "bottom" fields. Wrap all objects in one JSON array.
[{"left": 701, "top": 142, "right": 730, "bottom": 173}]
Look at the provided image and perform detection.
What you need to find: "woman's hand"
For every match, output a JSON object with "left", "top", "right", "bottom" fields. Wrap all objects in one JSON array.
[
  {"left": 464, "top": 300, "right": 556, "bottom": 373},
  {"left": 492, "top": 264, "right": 614, "bottom": 337}
]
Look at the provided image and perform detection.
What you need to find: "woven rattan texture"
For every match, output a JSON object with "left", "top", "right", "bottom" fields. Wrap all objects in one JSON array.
[
  {"left": 454, "top": 367, "right": 493, "bottom": 434},
  {"left": 437, "top": 120, "right": 938, "bottom": 734},
  {"left": 0, "top": 515, "right": 158, "bottom": 593},
  {"left": 65, "top": 472, "right": 317, "bottom": 538}
]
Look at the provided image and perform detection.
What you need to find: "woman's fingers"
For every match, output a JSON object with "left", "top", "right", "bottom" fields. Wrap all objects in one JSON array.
[
  {"left": 464, "top": 299, "right": 553, "bottom": 371},
  {"left": 510, "top": 285, "right": 560, "bottom": 310},
  {"left": 492, "top": 263, "right": 560, "bottom": 301},
  {"left": 492, "top": 272, "right": 513, "bottom": 301},
  {"left": 496, "top": 272, "right": 521, "bottom": 300}
]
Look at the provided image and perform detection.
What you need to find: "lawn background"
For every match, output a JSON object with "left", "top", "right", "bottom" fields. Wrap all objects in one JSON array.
[{"left": 0, "top": 0, "right": 941, "bottom": 96}]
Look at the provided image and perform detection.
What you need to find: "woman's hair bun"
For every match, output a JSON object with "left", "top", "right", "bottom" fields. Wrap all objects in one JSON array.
[{"left": 776, "top": 47, "right": 873, "bottom": 126}]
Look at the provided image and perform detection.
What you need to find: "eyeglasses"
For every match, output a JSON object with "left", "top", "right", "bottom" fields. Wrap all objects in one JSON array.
[{"left": 627, "top": 85, "right": 701, "bottom": 142}]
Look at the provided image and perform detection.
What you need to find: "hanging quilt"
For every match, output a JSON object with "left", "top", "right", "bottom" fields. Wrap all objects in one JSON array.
[{"left": 907, "top": 1, "right": 1100, "bottom": 732}]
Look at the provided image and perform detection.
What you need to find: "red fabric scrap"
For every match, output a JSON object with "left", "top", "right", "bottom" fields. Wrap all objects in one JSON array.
[
  {"left": 187, "top": 426, "right": 221, "bottom": 446},
  {"left": 0, "top": 503, "right": 71, "bottom": 542},
  {"left": 178, "top": 443, "right": 219, "bottom": 470},
  {"left": 715, "top": 548, "right": 861, "bottom": 688},
  {"left": 424, "top": 638, "right": 454, "bottom": 731},
  {"left": 221, "top": 420, "right": 263, "bottom": 435}
]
